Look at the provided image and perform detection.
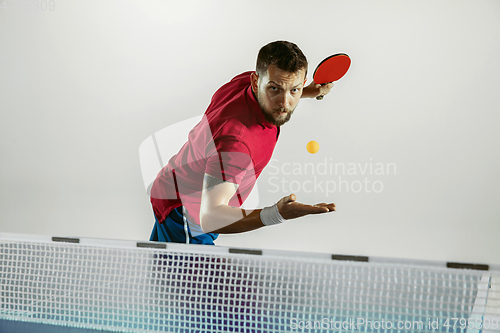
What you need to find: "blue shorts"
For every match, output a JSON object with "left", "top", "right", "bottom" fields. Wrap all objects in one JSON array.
[{"left": 149, "top": 206, "right": 218, "bottom": 245}]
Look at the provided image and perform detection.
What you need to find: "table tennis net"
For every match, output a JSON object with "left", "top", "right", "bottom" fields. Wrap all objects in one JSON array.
[{"left": 0, "top": 235, "right": 499, "bottom": 333}]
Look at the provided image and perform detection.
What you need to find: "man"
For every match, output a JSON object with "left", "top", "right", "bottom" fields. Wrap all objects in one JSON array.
[{"left": 149, "top": 41, "right": 336, "bottom": 245}]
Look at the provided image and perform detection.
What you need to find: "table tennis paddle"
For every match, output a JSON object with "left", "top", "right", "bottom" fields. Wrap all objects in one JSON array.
[{"left": 313, "top": 53, "right": 351, "bottom": 100}]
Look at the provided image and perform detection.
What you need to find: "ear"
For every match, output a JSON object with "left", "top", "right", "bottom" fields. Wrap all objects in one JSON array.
[{"left": 250, "top": 72, "right": 259, "bottom": 94}]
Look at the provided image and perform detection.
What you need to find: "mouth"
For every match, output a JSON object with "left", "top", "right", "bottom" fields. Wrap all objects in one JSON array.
[{"left": 275, "top": 110, "right": 288, "bottom": 117}]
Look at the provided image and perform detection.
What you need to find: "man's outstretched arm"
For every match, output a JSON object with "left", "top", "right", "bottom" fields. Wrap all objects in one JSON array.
[{"left": 199, "top": 173, "right": 335, "bottom": 234}]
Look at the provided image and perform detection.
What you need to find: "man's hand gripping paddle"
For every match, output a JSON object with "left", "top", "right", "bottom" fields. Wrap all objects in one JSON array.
[{"left": 313, "top": 53, "right": 351, "bottom": 100}]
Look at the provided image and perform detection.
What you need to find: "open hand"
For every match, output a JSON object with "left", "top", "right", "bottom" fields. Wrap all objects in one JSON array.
[{"left": 276, "top": 194, "right": 335, "bottom": 220}]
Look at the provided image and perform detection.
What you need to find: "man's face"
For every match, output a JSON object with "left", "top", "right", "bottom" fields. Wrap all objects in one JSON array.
[{"left": 251, "top": 65, "right": 307, "bottom": 127}]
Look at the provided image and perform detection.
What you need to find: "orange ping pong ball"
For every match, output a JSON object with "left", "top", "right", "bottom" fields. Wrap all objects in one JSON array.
[{"left": 306, "top": 141, "right": 320, "bottom": 154}]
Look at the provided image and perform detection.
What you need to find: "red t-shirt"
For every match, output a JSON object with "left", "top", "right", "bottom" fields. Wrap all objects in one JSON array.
[{"left": 150, "top": 72, "right": 280, "bottom": 224}]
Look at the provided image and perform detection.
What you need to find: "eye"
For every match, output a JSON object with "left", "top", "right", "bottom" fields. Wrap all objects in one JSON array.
[
  {"left": 291, "top": 88, "right": 299, "bottom": 93},
  {"left": 269, "top": 86, "right": 278, "bottom": 91}
]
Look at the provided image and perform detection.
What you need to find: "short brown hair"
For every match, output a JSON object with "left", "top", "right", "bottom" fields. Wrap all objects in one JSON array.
[{"left": 256, "top": 41, "right": 308, "bottom": 78}]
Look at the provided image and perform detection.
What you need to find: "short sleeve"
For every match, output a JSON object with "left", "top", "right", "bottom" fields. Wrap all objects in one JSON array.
[{"left": 205, "top": 139, "right": 253, "bottom": 185}]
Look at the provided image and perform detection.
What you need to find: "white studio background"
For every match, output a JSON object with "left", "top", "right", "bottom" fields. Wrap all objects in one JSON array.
[{"left": 1, "top": 0, "right": 499, "bottom": 265}]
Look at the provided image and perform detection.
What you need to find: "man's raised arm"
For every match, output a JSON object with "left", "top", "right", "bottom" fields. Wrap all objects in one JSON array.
[{"left": 301, "top": 81, "right": 334, "bottom": 99}]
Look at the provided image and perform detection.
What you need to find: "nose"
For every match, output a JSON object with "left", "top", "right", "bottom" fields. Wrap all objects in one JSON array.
[{"left": 279, "top": 92, "right": 290, "bottom": 108}]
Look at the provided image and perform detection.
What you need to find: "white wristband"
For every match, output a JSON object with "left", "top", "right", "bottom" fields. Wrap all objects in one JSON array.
[{"left": 260, "top": 203, "right": 286, "bottom": 226}]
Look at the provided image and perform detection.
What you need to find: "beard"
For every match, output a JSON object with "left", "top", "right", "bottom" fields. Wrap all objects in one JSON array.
[
  {"left": 256, "top": 93, "right": 295, "bottom": 127},
  {"left": 262, "top": 107, "right": 294, "bottom": 127}
]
